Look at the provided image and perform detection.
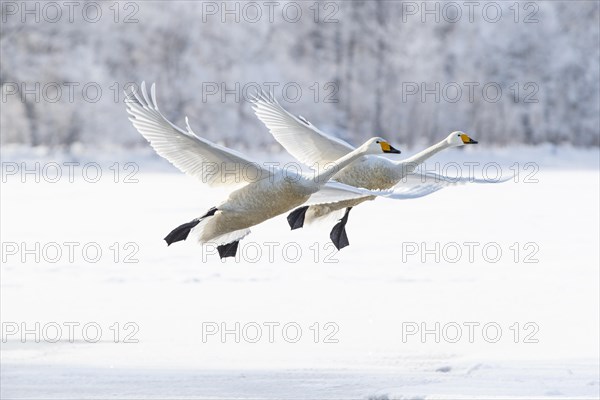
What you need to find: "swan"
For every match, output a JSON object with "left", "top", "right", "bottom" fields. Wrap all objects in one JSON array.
[
  {"left": 252, "top": 93, "right": 508, "bottom": 250},
  {"left": 125, "top": 82, "right": 436, "bottom": 259}
]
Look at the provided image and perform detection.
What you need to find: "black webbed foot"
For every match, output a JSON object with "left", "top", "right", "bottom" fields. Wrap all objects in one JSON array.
[
  {"left": 217, "top": 240, "right": 239, "bottom": 259},
  {"left": 164, "top": 207, "right": 218, "bottom": 246},
  {"left": 287, "top": 206, "right": 309, "bottom": 230},
  {"left": 329, "top": 207, "right": 352, "bottom": 251},
  {"left": 164, "top": 219, "right": 200, "bottom": 245}
]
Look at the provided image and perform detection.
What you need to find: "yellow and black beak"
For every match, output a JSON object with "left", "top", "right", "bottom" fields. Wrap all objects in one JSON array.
[
  {"left": 460, "top": 134, "right": 478, "bottom": 144},
  {"left": 380, "top": 141, "right": 401, "bottom": 154}
]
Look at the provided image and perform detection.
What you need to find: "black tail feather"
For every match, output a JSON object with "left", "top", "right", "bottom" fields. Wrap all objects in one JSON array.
[
  {"left": 287, "top": 206, "right": 309, "bottom": 230},
  {"left": 218, "top": 241, "right": 239, "bottom": 259},
  {"left": 329, "top": 207, "right": 352, "bottom": 251},
  {"left": 164, "top": 207, "right": 218, "bottom": 246}
]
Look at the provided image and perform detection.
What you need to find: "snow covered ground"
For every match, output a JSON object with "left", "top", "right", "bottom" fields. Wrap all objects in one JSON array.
[{"left": 1, "top": 146, "right": 599, "bottom": 399}]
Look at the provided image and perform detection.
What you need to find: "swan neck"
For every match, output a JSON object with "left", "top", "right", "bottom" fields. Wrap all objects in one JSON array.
[
  {"left": 403, "top": 139, "right": 451, "bottom": 166},
  {"left": 314, "top": 147, "right": 366, "bottom": 185}
]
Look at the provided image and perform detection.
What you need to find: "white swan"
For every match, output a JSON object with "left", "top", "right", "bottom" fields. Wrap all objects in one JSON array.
[
  {"left": 125, "top": 83, "right": 437, "bottom": 259},
  {"left": 252, "top": 93, "right": 508, "bottom": 250}
]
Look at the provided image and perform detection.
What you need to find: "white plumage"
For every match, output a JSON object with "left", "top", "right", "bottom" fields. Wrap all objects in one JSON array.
[
  {"left": 125, "top": 83, "right": 436, "bottom": 256},
  {"left": 252, "top": 93, "right": 509, "bottom": 247}
]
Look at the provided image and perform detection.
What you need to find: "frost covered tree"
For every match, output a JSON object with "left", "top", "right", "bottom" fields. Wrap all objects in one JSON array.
[{"left": 0, "top": 0, "right": 598, "bottom": 150}]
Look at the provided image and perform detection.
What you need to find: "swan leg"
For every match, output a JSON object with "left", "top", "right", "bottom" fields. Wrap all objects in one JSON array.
[
  {"left": 287, "top": 206, "right": 309, "bottom": 230},
  {"left": 330, "top": 207, "right": 352, "bottom": 250},
  {"left": 164, "top": 207, "right": 218, "bottom": 246},
  {"left": 217, "top": 240, "right": 239, "bottom": 259}
]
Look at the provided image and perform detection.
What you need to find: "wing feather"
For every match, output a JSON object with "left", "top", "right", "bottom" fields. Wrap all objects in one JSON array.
[
  {"left": 393, "top": 171, "right": 511, "bottom": 189},
  {"left": 304, "top": 181, "right": 444, "bottom": 207},
  {"left": 252, "top": 92, "right": 355, "bottom": 166},
  {"left": 126, "top": 82, "right": 269, "bottom": 187}
]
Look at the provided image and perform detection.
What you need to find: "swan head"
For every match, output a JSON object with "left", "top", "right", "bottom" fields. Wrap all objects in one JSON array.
[
  {"left": 446, "top": 131, "right": 478, "bottom": 147},
  {"left": 363, "top": 137, "right": 401, "bottom": 155}
]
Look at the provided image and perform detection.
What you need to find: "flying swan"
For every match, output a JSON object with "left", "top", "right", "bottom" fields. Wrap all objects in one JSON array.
[
  {"left": 252, "top": 93, "right": 509, "bottom": 250},
  {"left": 125, "top": 83, "right": 441, "bottom": 259}
]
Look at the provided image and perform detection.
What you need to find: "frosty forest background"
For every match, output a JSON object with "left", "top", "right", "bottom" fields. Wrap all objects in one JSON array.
[
  {"left": 2, "top": 2, "right": 600, "bottom": 397},
  {"left": 1, "top": 1, "right": 599, "bottom": 151}
]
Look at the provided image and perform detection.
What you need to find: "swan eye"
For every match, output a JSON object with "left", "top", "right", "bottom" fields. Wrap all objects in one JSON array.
[{"left": 376, "top": 140, "right": 380, "bottom": 143}]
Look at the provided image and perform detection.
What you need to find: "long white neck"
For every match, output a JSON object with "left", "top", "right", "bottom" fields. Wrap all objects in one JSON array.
[
  {"left": 314, "top": 146, "right": 368, "bottom": 185},
  {"left": 401, "top": 139, "right": 452, "bottom": 168}
]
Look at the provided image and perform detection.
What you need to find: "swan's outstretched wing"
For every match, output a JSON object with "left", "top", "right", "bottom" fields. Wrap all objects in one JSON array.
[
  {"left": 394, "top": 171, "right": 512, "bottom": 189},
  {"left": 252, "top": 92, "right": 355, "bottom": 166},
  {"left": 304, "top": 181, "right": 444, "bottom": 207},
  {"left": 126, "top": 82, "right": 269, "bottom": 187}
]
